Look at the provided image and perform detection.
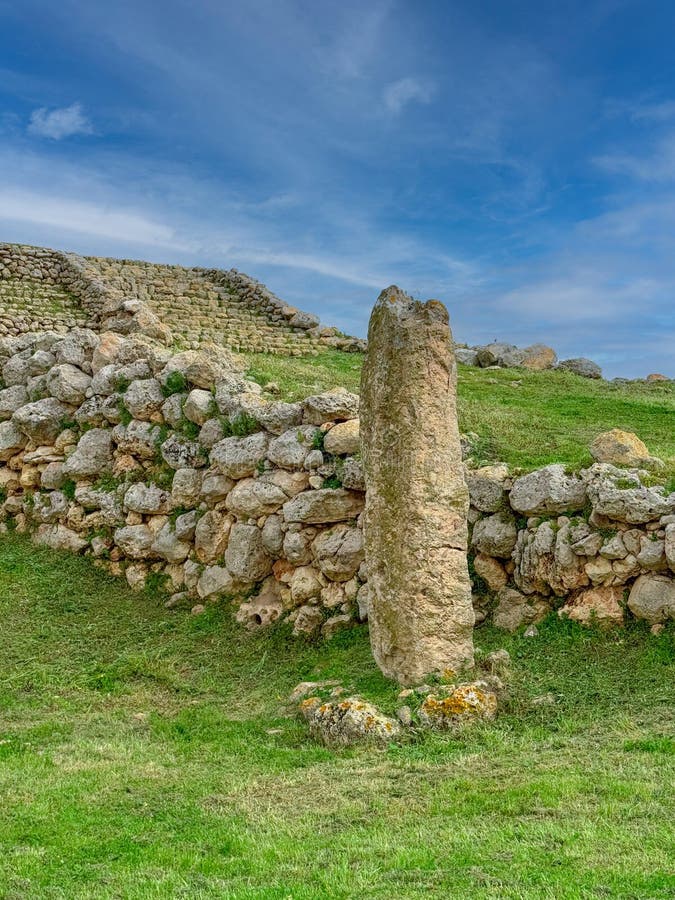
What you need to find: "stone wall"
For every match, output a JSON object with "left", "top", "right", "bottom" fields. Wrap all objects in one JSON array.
[
  {"left": 0, "top": 243, "right": 364, "bottom": 356},
  {"left": 466, "top": 462, "right": 675, "bottom": 630},
  {"left": 0, "top": 329, "right": 366, "bottom": 637},
  {"left": 0, "top": 327, "right": 672, "bottom": 636}
]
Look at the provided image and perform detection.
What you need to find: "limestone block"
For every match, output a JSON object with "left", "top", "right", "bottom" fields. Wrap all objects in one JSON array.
[
  {"left": 471, "top": 512, "right": 518, "bottom": 559},
  {"left": 225, "top": 478, "right": 287, "bottom": 519},
  {"left": 628, "top": 574, "right": 675, "bottom": 623},
  {"left": 198, "top": 417, "right": 225, "bottom": 449},
  {"left": 112, "top": 420, "right": 161, "bottom": 459},
  {"left": 235, "top": 394, "right": 303, "bottom": 435},
  {"left": 558, "top": 585, "right": 624, "bottom": 626},
  {"left": 124, "top": 378, "right": 164, "bottom": 420},
  {"left": 584, "top": 464, "right": 673, "bottom": 524},
  {"left": 124, "top": 483, "right": 172, "bottom": 515},
  {"left": 160, "top": 349, "right": 238, "bottom": 390},
  {"left": 290, "top": 566, "right": 323, "bottom": 603},
  {"left": 194, "top": 510, "right": 232, "bottom": 564},
  {"left": 303, "top": 388, "right": 359, "bottom": 425},
  {"left": 473, "top": 553, "right": 508, "bottom": 591},
  {"left": 465, "top": 464, "right": 510, "bottom": 513},
  {"left": 183, "top": 389, "right": 215, "bottom": 425},
  {"left": 197, "top": 564, "right": 236, "bottom": 599},
  {"left": 492, "top": 587, "right": 550, "bottom": 632},
  {"left": 13, "top": 398, "right": 71, "bottom": 444},
  {"left": 200, "top": 472, "right": 234, "bottom": 504},
  {"left": 171, "top": 467, "right": 203, "bottom": 507},
  {"left": 510, "top": 464, "right": 586, "bottom": 516},
  {"left": 46, "top": 364, "right": 91, "bottom": 405},
  {"left": 590, "top": 428, "right": 662, "bottom": 469},
  {"left": 211, "top": 432, "right": 268, "bottom": 478},
  {"left": 63, "top": 428, "right": 113, "bottom": 478},
  {"left": 34, "top": 523, "right": 88, "bottom": 553},
  {"left": 267, "top": 426, "right": 318, "bottom": 469},
  {"left": 323, "top": 419, "right": 360, "bottom": 456},
  {"left": 151, "top": 523, "right": 192, "bottom": 563},
  {"left": 159, "top": 434, "right": 206, "bottom": 469},
  {"left": 0, "top": 385, "right": 28, "bottom": 421},
  {"left": 312, "top": 524, "right": 364, "bottom": 581},
  {"left": 0, "top": 419, "right": 27, "bottom": 461},
  {"left": 114, "top": 525, "right": 156, "bottom": 559},
  {"left": 282, "top": 488, "right": 364, "bottom": 524}
]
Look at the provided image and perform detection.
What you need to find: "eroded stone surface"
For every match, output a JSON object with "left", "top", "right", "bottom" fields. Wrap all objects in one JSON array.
[
  {"left": 299, "top": 695, "right": 401, "bottom": 747},
  {"left": 360, "top": 286, "right": 474, "bottom": 685}
]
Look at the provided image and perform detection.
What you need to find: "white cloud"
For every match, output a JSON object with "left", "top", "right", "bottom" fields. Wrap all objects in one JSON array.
[
  {"left": 0, "top": 148, "right": 482, "bottom": 301},
  {"left": 496, "top": 273, "right": 661, "bottom": 323},
  {"left": 326, "top": 0, "right": 394, "bottom": 79},
  {"left": 631, "top": 100, "right": 675, "bottom": 122},
  {"left": 606, "top": 96, "right": 675, "bottom": 123},
  {"left": 383, "top": 76, "right": 435, "bottom": 115},
  {"left": 594, "top": 131, "right": 675, "bottom": 182},
  {"left": 28, "top": 103, "right": 93, "bottom": 140},
  {"left": 0, "top": 188, "right": 180, "bottom": 247}
]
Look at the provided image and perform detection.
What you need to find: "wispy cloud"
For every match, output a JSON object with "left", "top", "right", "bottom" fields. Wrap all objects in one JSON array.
[
  {"left": 28, "top": 102, "right": 93, "bottom": 140},
  {"left": 0, "top": 188, "right": 179, "bottom": 247},
  {"left": 0, "top": 145, "right": 483, "bottom": 303},
  {"left": 325, "top": 0, "right": 394, "bottom": 79},
  {"left": 594, "top": 131, "right": 675, "bottom": 181},
  {"left": 630, "top": 100, "right": 675, "bottom": 122},
  {"left": 606, "top": 96, "right": 675, "bottom": 123},
  {"left": 383, "top": 76, "right": 436, "bottom": 115}
]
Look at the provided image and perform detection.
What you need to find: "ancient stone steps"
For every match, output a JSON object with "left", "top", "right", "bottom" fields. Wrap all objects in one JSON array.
[
  {"left": 0, "top": 278, "right": 93, "bottom": 336},
  {"left": 80, "top": 258, "right": 326, "bottom": 355},
  {"left": 0, "top": 243, "right": 363, "bottom": 355}
]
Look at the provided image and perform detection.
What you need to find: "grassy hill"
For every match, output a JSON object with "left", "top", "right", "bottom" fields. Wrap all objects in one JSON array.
[
  {"left": 245, "top": 350, "right": 675, "bottom": 476},
  {"left": 0, "top": 534, "right": 673, "bottom": 898},
  {"left": 0, "top": 350, "right": 673, "bottom": 897}
]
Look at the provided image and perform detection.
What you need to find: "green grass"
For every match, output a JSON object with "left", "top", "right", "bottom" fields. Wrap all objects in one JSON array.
[
  {"left": 0, "top": 533, "right": 673, "bottom": 898},
  {"left": 244, "top": 351, "right": 675, "bottom": 475},
  {"left": 245, "top": 349, "right": 363, "bottom": 399}
]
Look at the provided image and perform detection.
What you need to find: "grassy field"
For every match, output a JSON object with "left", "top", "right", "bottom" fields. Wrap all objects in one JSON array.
[
  {"left": 0, "top": 533, "right": 673, "bottom": 899},
  {"left": 244, "top": 351, "right": 675, "bottom": 476}
]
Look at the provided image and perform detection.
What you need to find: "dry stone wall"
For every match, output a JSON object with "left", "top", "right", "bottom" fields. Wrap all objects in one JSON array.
[
  {"left": 0, "top": 329, "right": 366, "bottom": 638},
  {"left": 0, "top": 327, "right": 672, "bottom": 639},
  {"left": 466, "top": 462, "right": 675, "bottom": 630},
  {"left": 0, "top": 243, "right": 364, "bottom": 356}
]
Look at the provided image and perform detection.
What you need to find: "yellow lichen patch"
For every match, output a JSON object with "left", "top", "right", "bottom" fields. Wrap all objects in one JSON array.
[
  {"left": 299, "top": 697, "right": 320, "bottom": 710},
  {"left": 420, "top": 683, "right": 497, "bottom": 724}
]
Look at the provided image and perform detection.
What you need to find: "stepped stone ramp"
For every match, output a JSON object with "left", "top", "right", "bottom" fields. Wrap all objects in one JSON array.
[
  {"left": 0, "top": 242, "right": 363, "bottom": 355},
  {"left": 0, "top": 277, "right": 93, "bottom": 334},
  {"left": 0, "top": 245, "right": 98, "bottom": 335}
]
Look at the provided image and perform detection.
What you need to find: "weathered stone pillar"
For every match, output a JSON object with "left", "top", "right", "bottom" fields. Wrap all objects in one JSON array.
[{"left": 360, "top": 286, "right": 474, "bottom": 685}]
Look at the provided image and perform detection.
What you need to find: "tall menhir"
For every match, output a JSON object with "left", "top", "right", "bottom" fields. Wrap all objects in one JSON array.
[{"left": 360, "top": 286, "right": 474, "bottom": 685}]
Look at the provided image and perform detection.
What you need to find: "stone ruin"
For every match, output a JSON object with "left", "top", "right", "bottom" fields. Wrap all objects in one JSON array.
[
  {"left": 0, "top": 242, "right": 365, "bottom": 355},
  {"left": 0, "top": 283, "right": 671, "bottom": 685}
]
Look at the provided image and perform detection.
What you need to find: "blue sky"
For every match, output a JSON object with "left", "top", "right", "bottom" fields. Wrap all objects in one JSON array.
[{"left": 1, "top": 0, "right": 674, "bottom": 377}]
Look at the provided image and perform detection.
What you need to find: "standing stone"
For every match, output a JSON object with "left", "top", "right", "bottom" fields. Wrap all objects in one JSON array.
[{"left": 360, "top": 286, "right": 474, "bottom": 685}]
